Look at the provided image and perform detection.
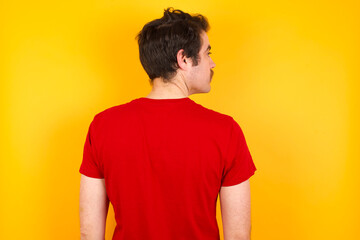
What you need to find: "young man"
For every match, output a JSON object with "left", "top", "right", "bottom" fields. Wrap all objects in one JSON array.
[{"left": 79, "top": 7, "right": 257, "bottom": 240}]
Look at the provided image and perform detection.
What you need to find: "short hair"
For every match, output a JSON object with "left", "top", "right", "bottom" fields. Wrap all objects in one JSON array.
[{"left": 136, "top": 7, "right": 210, "bottom": 84}]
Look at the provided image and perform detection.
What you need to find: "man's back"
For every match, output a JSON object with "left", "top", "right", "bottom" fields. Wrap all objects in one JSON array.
[{"left": 79, "top": 97, "right": 256, "bottom": 239}]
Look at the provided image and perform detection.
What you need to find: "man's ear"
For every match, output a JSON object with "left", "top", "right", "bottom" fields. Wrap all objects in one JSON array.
[{"left": 176, "top": 49, "right": 192, "bottom": 70}]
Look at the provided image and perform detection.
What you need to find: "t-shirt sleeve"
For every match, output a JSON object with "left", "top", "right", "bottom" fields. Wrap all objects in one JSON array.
[
  {"left": 221, "top": 118, "right": 257, "bottom": 187},
  {"left": 79, "top": 118, "right": 104, "bottom": 179}
]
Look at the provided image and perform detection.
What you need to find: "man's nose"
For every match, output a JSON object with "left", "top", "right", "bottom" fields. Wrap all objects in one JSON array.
[{"left": 211, "top": 59, "right": 216, "bottom": 68}]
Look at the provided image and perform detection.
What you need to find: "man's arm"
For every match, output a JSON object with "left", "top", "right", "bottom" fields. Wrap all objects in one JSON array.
[
  {"left": 219, "top": 179, "right": 252, "bottom": 240},
  {"left": 79, "top": 174, "right": 109, "bottom": 240}
]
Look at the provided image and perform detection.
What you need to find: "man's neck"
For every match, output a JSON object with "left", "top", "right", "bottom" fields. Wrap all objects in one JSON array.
[{"left": 146, "top": 77, "right": 190, "bottom": 99}]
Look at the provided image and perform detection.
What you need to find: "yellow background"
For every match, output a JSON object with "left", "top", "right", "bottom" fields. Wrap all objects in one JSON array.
[{"left": 1, "top": 0, "right": 359, "bottom": 239}]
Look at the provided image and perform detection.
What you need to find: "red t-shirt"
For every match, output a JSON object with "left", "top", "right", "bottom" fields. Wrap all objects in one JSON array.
[{"left": 79, "top": 97, "right": 257, "bottom": 240}]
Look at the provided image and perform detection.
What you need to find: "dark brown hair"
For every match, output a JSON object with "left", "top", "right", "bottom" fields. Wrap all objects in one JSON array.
[{"left": 136, "top": 7, "right": 210, "bottom": 84}]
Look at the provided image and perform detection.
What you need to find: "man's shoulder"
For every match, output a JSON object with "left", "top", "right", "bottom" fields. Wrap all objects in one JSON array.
[
  {"left": 91, "top": 99, "right": 137, "bottom": 123},
  {"left": 192, "top": 101, "right": 235, "bottom": 125},
  {"left": 193, "top": 101, "right": 232, "bottom": 119}
]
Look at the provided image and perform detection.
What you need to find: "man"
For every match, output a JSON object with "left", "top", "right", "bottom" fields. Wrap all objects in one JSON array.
[{"left": 79, "top": 7, "right": 257, "bottom": 240}]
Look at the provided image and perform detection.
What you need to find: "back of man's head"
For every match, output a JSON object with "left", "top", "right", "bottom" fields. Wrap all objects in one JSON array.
[{"left": 136, "top": 7, "right": 210, "bottom": 84}]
